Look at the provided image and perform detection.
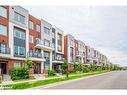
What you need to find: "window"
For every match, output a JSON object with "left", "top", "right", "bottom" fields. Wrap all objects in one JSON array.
[
  {"left": 0, "top": 24, "right": 7, "bottom": 36},
  {"left": 14, "top": 12, "right": 25, "bottom": 24},
  {"left": 29, "top": 21, "right": 34, "bottom": 29},
  {"left": 0, "top": 7, "right": 7, "bottom": 18},
  {"left": 0, "top": 43, "right": 6, "bottom": 53},
  {"left": 14, "top": 46, "right": 25, "bottom": 56},
  {"left": 70, "top": 39, "right": 73, "bottom": 46},
  {"left": 14, "top": 63, "right": 21, "bottom": 68},
  {"left": 14, "top": 28, "right": 25, "bottom": 40},
  {"left": 52, "top": 31, "right": 55, "bottom": 38},
  {"left": 36, "top": 25, "right": 40, "bottom": 32},
  {"left": 44, "top": 27, "right": 50, "bottom": 35},
  {"left": 57, "top": 33, "right": 62, "bottom": 52},
  {"left": 44, "top": 39, "right": 50, "bottom": 47},
  {"left": 29, "top": 35, "right": 33, "bottom": 43},
  {"left": 70, "top": 47, "right": 73, "bottom": 62}
]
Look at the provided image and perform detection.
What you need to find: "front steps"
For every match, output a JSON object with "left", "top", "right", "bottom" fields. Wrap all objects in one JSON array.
[
  {"left": 32, "top": 74, "right": 45, "bottom": 80},
  {"left": 2, "top": 74, "right": 13, "bottom": 84}
]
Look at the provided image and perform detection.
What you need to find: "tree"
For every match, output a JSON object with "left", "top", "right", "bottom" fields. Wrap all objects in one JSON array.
[
  {"left": 24, "top": 57, "right": 33, "bottom": 70},
  {"left": 73, "top": 62, "right": 78, "bottom": 71},
  {"left": 61, "top": 59, "right": 69, "bottom": 78}
]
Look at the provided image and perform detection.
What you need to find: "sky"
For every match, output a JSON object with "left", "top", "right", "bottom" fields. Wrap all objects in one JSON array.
[{"left": 24, "top": 6, "right": 127, "bottom": 66}]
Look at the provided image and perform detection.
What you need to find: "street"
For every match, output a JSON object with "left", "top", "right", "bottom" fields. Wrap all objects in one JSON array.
[{"left": 35, "top": 71, "right": 127, "bottom": 89}]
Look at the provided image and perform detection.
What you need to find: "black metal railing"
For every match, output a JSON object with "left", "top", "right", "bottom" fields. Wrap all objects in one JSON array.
[{"left": 29, "top": 51, "right": 43, "bottom": 58}]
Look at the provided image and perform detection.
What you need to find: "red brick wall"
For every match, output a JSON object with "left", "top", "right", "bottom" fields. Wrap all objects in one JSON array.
[
  {"left": 29, "top": 15, "right": 41, "bottom": 50},
  {"left": 7, "top": 60, "right": 24, "bottom": 74},
  {"left": 0, "top": 6, "right": 9, "bottom": 45},
  {"left": 64, "top": 36, "right": 68, "bottom": 62}
]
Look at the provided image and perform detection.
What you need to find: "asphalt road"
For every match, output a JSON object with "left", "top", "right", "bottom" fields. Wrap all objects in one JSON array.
[{"left": 35, "top": 71, "right": 127, "bottom": 89}]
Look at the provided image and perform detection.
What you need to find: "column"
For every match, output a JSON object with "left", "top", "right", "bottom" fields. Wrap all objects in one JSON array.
[
  {"left": 50, "top": 51, "right": 52, "bottom": 70},
  {"left": 41, "top": 61, "right": 44, "bottom": 74}
]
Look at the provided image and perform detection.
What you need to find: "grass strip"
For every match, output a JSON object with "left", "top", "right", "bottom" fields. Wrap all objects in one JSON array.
[{"left": 2, "top": 70, "right": 110, "bottom": 90}]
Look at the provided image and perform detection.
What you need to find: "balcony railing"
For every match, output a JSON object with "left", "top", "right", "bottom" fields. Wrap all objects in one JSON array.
[
  {"left": 29, "top": 51, "right": 43, "bottom": 58},
  {"left": 0, "top": 47, "right": 10, "bottom": 54},
  {"left": 36, "top": 39, "right": 54, "bottom": 48},
  {"left": 52, "top": 56, "right": 64, "bottom": 61},
  {"left": 76, "top": 51, "right": 85, "bottom": 56}
]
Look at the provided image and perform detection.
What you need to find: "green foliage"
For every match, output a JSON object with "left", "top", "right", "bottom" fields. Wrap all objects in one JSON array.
[
  {"left": 61, "top": 59, "right": 69, "bottom": 78},
  {"left": 24, "top": 57, "right": 33, "bottom": 69},
  {"left": 61, "top": 60, "right": 68, "bottom": 71},
  {"left": 5, "top": 70, "right": 110, "bottom": 89},
  {"left": 10, "top": 67, "right": 29, "bottom": 80},
  {"left": 48, "top": 70, "right": 56, "bottom": 76},
  {"left": 82, "top": 67, "right": 90, "bottom": 73},
  {"left": 88, "top": 63, "right": 96, "bottom": 71}
]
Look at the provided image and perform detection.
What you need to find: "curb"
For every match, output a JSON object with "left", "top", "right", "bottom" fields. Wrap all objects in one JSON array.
[{"left": 27, "top": 71, "right": 116, "bottom": 90}]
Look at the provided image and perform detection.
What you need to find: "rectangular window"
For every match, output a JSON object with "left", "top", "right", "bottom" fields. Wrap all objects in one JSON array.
[
  {"left": 0, "top": 7, "right": 7, "bottom": 18},
  {"left": 14, "top": 63, "right": 21, "bottom": 68},
  {"left": 44, "top": 27, "right": 50, "bottom": 35},
  {"left": 14, "top": 12, "right": 25, "bottom": 24},
  {"left": 52, "top": 31, "right": 55, "bottom": 38},
  {"left": 57, "top": 33, "right": 62, "bottom": 52},
  {"left": 44, "top": 39, "right": 50, "bottom": 47},
  {"left": 0, "top": 43, "right": 6, "bottom": 53},
  {"left": 29, "top": 21, "right": 34, "bottom": 29},
  {"left": 36, "top": 25, "right": 40, "bottom": 32},
  {"left": 29, "top": 35, "right": 34, "bottom": 43},
  {"left": 14, "top": 46, "right": 25, "bottom": 56},
  {"left": 0, "top": 24, "right": 7, "bottom": 36},
  {"left": 14, "top": 28, "right": 25, "bottom": 40}
]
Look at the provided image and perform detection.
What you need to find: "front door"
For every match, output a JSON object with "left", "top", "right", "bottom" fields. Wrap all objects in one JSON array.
[
  {"left": 34, "top": 63, "right": 41, "bottom": 74},
  {"left": 0, "top": 63, "right": 7, "bottom": 74}
]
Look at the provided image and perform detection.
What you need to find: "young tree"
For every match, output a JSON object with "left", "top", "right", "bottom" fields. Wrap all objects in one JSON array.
[
  {"left": 61, "top": 59, "right": 69, "bottom": 78},
  {"left": 24, "top": 57, "right": 33, "bottom": 70}
]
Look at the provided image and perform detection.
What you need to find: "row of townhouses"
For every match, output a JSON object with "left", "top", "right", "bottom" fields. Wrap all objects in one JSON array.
[{"left": 0, "top": 6, "right": 108, "bottom": 77}]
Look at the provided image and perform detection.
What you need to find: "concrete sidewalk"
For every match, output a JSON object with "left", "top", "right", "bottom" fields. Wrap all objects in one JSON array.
[
  {"left": 27, "top": 71, "right": 114, "bottom": 89},
  {"left": 0, "top": 73, "right": 94, "bottom": 85}
]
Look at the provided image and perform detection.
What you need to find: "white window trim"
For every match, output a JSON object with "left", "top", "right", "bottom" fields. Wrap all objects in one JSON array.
[
  {"left": 0, "top": 7, "right": 7, "bottom": 18},
  {"left": 0, "top": 24, "right": 7, "bottom": 36}
]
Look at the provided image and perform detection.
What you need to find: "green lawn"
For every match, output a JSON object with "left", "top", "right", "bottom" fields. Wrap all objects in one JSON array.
[{"left": 2, "top": 70, "right": 111, "bottom": 90}]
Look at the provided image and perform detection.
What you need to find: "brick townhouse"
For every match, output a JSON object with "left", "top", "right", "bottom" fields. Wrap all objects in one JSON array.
[{"left": 0, "top": 6, "right": 108, "bottom": 80}]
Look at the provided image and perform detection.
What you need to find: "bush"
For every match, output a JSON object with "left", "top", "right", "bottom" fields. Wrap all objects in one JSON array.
[
  {"left": 48, "top": 70, "right": 56, "bottom": 76},
  {"left": 83, "top": 67, "right": 90, "bottom": 73},
  {"left": 10, "top": 67, "right": 29, "bottom": 80},
  {"left": 0, "top": 76, "right": 2, "bottom": 83},
  {"left": 69, "top": 70, "right": 76, "bottom": 74}
]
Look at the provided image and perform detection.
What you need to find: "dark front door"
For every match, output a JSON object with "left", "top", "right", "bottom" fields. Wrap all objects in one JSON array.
[
  {"left": 0, "top": 63, "right": 7, "bottom": 74},
  {"left": 34, "top": 63, "right": 41, "bottom": 74}
]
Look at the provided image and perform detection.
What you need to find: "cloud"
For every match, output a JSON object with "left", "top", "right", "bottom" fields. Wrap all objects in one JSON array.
[{"left": 23, "top": 6, "right": 127, "bottom": 66}]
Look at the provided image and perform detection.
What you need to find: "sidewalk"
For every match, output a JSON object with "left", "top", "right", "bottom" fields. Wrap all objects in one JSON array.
[{"left": 0, "top": 73, "right": 91, "bottom": 85}]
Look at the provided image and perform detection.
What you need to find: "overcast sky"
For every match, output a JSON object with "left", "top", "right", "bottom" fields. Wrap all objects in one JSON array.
[{"left": 23, "top": 6, "right": 127, "bottom": 66}]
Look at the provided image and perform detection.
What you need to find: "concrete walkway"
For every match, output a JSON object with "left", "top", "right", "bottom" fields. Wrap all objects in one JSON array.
[{"left": 0, "top": 73, "right": 94, "bottom": 85}]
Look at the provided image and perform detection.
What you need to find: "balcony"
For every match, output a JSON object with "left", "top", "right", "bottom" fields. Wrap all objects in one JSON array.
[
  {"left": 28, "top": 51, "right": 45, "bottom": 61},
  {"left": 76, "top": 51, "right": 85, "bottom": 57},
  {"left": 29, "top": 51, "right": 43, "bottom": 58},
  {"left": 35, "top": 39, "right": 53, "bottom": 51},
  {"left": 52, "top": 55, "right": 64, "bottom": 63}
]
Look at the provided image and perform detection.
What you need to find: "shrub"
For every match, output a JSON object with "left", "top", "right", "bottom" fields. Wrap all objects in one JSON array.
[
  {"left": 10, "top": 67, "right": 29, "bottom": 80},
  {"left": 48, "top": 70, "right": 56, "bottom": 76},
  {"left": 83, "top": 67, "right": 90, "bottom": 73},
  {"left": 0, "top": 76, "right": 2, "bottom": 83},
  {"left": 69, "top": 70, "right": 76, "bottom": 74}
]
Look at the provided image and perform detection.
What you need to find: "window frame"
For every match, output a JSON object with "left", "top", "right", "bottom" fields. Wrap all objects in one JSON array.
[
  {"left": 29, "top": 35, "right": 34, "bottom": 44},
  {"left": 0, "top": 24, "right": 7, "bottom": 36},
  {"left": 29, "top": 21, "right": 34, "bottom": 30},
  {"left": 0, "top": 6, "right": 7, "bottom": 18}
]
